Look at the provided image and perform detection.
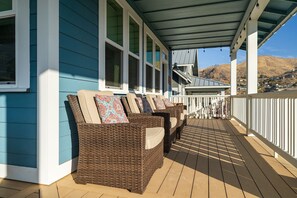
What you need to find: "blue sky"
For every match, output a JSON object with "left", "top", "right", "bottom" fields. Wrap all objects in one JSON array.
[{"left": 198, "top": 14, "right": 297, "bottom": 68}]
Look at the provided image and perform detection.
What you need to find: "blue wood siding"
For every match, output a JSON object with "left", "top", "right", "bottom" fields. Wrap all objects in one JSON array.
[
  {"left": 59, "top": 0, "right": 98, "bottom": 164},
  {"left": 0, "top": 0, "right": 37, "bottom": 168}
]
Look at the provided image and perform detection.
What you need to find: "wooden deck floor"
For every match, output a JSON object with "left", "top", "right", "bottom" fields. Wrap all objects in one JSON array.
[{"left": 1, "top": 119, "right": 297, "bottom": 198}]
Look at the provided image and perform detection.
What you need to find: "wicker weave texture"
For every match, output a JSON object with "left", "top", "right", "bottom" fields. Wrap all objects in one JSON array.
[{"left": 67, "top": 95, "right": 164, "bottom": 194}]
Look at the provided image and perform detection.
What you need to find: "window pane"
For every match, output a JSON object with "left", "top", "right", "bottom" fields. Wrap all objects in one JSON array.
[
  {"left": 146, "top": 35, "right": 153, "bottom": 64},
  {"left": 129, "top": 17, "right": 139, "bottom": 56},
  {"left": 129, "top": 55, "right": 139, "bottom": 90},
  {"left": 162, "top": 52, "right": 167, "bottom": 61},
  {"left": 0, "top": 0, "right": 12, "bottom": 12},
  {"left": 105, "top": 43, "right": 122, "bottom": 88},
  {"left": 155, "top": 45, "right": 160, "bottom": 69},
  {"left": 146, "top": 65, "right": 153, "bottom": 92},
  {"left": 155, "top": 70, "right": 160, "bottom": 93},
  {"left": 0, "top": 17, "right": 15, "bottom": 84},
  {"left": 107, "top": 0, "right": 123, "bottom": 46}
]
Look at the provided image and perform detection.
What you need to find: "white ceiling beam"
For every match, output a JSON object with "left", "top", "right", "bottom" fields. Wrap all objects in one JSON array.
[{"left": 231, "top": 0, "right": 270, "bottom": 53}]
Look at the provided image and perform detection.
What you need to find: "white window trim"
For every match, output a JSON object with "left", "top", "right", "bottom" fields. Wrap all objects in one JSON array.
[
  {"left": 0, "top": 0, "right": 30, "bottom": 92},
  {"left": 144, "top": 24, "right": 168, "bottom": 95},
  {"left": 99, "top": 0, "right": 143, "bottom": 95},
  {"left": 128, "top": 14, "right": 142, "bottom": 93}
]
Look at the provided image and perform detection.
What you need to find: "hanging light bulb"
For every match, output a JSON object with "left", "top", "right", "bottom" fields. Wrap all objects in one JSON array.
[
  {"left": 203, "top": 48, "right": 205, "bottom": 52},
  {"left": 220, "top": 47, "right": 222, "bottom": 52}
]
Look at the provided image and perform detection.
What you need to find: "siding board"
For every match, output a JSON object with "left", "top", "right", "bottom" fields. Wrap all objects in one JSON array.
[{"left": 59, "top": 0, "right": 98, "bottom": 164}]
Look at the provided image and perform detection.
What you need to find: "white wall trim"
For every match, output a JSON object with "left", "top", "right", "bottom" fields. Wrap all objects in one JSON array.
[
  {"left": 37, "top": 0, "right": 60, "bottom": 185},
  {"left": 0, "top": 164, "right": 38, "bottom": 183}
]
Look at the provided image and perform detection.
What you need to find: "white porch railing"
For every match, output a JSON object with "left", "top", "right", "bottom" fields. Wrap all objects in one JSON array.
[
  {"left": 231, "top": 91, "right": 297, "bottom": 165},
  {"left": 171, "top": 95, "right": 230, "bottom": 119}
]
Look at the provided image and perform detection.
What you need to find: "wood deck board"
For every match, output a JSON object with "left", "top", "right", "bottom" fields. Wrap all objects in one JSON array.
[
  {"left": 214, "top": 120, "right": 245, "bottom": 198},
  {"left": 1, "top": 119, "right": 296, "bottom": 198}
]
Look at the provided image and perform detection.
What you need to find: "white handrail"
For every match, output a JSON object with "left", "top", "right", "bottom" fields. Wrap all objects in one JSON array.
[
  {"left": 171, "top": 95, "right": 230, "bottom": 119},
  {"left": 231, "top": 92, "right": 297, "bottom": 165}
]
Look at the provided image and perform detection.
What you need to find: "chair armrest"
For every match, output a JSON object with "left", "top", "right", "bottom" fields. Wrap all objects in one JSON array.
[
  {"left": 152, "top": 112, "right": 171, "bottom": 130},
  {"left": 127, "top": 112, "right": 152, "bottom": 117},
  {"left": 77, "top": 123, "right": 146, "bottom": 151},
  {"left": 128, "top": 116, "right": 164, "bottom": 128}
]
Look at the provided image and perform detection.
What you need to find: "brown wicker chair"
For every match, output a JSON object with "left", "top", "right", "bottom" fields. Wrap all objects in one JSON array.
[
  {"left": 121, "top": 94, "right": 177, "bottom": 153},
  {"left": 67, "top": 94, "right": 164, "bottom": 194},
  {"left": 147, "top": 94, "right": 185, "bottom": 139}
]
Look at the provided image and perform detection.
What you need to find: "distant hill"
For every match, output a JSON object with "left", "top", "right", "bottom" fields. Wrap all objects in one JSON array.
[{"left": 200, "top": 56, "right": 297, "bottom": 84}]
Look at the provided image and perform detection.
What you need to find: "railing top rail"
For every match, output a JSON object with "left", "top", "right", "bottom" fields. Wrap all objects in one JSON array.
[
  {"left": 231, "top": 90, "right": 297, "bottom": 99},
  {"left": 171, "top": 95, "right": 230, "bottom": 98}
]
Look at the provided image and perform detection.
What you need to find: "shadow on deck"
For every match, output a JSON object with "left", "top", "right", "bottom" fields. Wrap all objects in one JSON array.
[{"left": 1, "top": 119, "right": 297, "bottom": 198}]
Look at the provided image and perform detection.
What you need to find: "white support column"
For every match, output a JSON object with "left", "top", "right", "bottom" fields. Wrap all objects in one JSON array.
[
  {"left": 246, "top": 19, "right": 258, "bottom": 136},
  {"left": 37, "top": 0, "right": 60, "bottom": 184},
  {"left": 246, "top": 19, "right": 258, "bottom": 94},
  {"left": 230, "top": 52, "right": 237, "bottom": 96}
]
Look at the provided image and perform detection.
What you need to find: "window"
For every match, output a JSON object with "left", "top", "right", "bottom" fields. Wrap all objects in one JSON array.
[
  {"left": 105, "top": 0, "right": 123, "bottom": 89},
  {"left": 155, "top": 45, "right": 161, "bottom": 92},
  {"left": 0, "top": 0, "right": 12, "bottom": 12},
  {"left": 0, "top": 17, "right": 15, "bottom": 84},
  {"left": 0, "top": 0, "right": 30, "bottom": 92},
  {"left": 155, "top": 70, "right": 160, "bottom": 93},
  {"left": 106, "top": 0, "right": 123, "bottom": 46},
  {"left": 105, "top": 43, "right": 122, "bottom": 88},
  {"left": 146, "top": 35, "right": 153, "bottom": 64},
  {"left": 129, "top": 17, "right": 139, "bottom": 56},
  {"left": 128, "top": 55, "right": 139, "bottom": 90},
  {"left": 128, "top": 17, "right": 140, "bottom": 91},
  {"left": 146, "top": 65, "right": 153, "bottom": 92},
  {"left": 155, "top": 45, "right": 160, "bottom": 70}
]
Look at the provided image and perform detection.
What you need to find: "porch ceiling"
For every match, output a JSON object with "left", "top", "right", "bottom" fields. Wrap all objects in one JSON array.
[{"left": 128, "top": 0, "right": 297, "bottom": 51}]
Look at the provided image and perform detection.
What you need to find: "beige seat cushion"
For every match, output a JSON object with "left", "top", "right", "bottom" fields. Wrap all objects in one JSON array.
[
  {"left": 156, "top": 95, "right": 165, "bottom": 100},
  {"left": 146, "top": 127, "right": 164, "bottom": 150},
  {"left": 146, "top": 94, "right": 157, "bottom": 110},
  {"left": 180, "top": 113, "right": 185, "bottom": 120},
  {"left": 170, "top": 117, "right": 177, "bottom": 128},
  {"left": 126, "top": 93, "right": 140, "bottom": 113},
  {"left": 184, "top": 109, "right": 188, "bottom": 115},
  {"left": 77, "top": 90, "right": 113, "bottom": 124}
]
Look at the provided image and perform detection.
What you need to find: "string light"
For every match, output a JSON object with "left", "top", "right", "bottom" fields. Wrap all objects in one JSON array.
[{"left": 203, "top": 48, "right": 205, "bottom": 52}]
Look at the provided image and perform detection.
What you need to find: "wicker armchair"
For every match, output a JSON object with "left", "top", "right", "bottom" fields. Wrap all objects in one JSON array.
[
  {"left": 121, "top": 95, "right": 177, "bottom": 153},
  {"left": 67, "top": 94, "right": 164, "bottom": 194},
  {"left": 147, "top": 94, "right": 186, "bottom": 139}
]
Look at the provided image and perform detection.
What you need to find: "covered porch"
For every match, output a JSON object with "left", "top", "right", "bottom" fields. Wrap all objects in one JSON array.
[{"left": 1, "top": 119, "right": 297, "bottom": 197}]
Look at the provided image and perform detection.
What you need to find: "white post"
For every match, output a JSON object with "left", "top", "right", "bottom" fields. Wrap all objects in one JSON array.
[
  {"left": 37, "top": 0, "right": 59, "bottom": 184},
  {"left": 246, "top": 19, "right": 258, "bottom": 136},
  {"left": 246, "top": 19, "right": 258, "bottom": 94},
  {"left": 230, "top": 53, "right": 237, "bottom": 96}
]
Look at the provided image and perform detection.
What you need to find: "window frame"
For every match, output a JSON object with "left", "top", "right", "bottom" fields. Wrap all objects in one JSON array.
[
  {"left": 99, "top": 0, "right": 143, "bottom": 94},
  {"left": 144, "top": 24, "right": 168, "bottom": 95},
  {"left": 128, "top": 14, "right": 141, "bottom": 92},
  {"left": 154, "top": 44, "right": 161, "bottom": 93},
  {"left": 0, "top": 0, "right": 30, "bottom": 92}
]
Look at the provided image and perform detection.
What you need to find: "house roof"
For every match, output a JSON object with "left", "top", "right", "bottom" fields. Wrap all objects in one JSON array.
[
  {"left": 173, "top": 69, "right": 192, "bottom": 83},
  {"left": 127, "top": 0, "right": 297, "bottom": 50},
  {"left": 186, "top": 76, "right": 230, "bottom": 89},
  {"left": 172, "top": 49, "right": 197, "bottom": 66}
]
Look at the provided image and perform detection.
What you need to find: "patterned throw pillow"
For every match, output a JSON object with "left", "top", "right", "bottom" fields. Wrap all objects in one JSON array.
[
  {"left": 153, "top": 97, "right": 166, "bottom": 110},
  {"left": 142, "top": 98, "right": 153, "bottom": 113},
  {"left": 95, "top": 95, "right": 129, "bottom": 124},
  {"left": 163, "top": 98, "right": 174, "bottom": 107},
  {"left": 135, "top": 97, "right": 144, "bottom": 112}
]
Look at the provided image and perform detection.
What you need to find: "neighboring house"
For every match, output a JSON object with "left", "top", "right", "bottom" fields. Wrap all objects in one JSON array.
[
  {"left": 186, "top": 77, "right": 230, "bottom": 95},
  {"left": 172, "top": 49, "right": 229, "bottom": 95}
]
